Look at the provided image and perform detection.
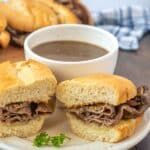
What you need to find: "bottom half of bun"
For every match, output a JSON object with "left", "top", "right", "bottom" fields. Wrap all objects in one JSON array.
[
  {"left": 0, "top": 116, "right": 45, "bottom": 138},
  {"left": 66, "top": 113, "right": 142, "bottom": 143}
]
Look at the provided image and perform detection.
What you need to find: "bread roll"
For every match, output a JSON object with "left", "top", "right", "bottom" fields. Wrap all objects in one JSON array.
[
  {"left": 0, "top": 0, "right": 58, "bottom": 32},
  {"left": 0, "top": 13, "right": 10, "bottom": 48},
  {"left": 0, "top": 13, "right": 7, "bottom": 32},
  {"left": 35, "top": 0, "right": 80, "bottom": 24},
  {"left": 0, "top": 31, "right": 10, "bottom": 48},
  {"left": 56, "top": 73, "right": 137, "bottom": 107},
  {"left": 0, "top": 0, "right": 79, "bottom": 32}
]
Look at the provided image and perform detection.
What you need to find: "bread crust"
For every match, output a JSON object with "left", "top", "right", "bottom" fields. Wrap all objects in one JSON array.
[
  {"left": 0, "top": 13, "right": 10, "bottom": 48},
  {"left": 56, "top": 73, "right": 137, "bottom": 107},
  {"left": 67, "top": 113, "right": 142, "bottom": 143},
  {"left": 0, "top": 13, "right": 7, "bottom": 32},
  {"left": 0, "top": 60, "right": 57, "bottom": 106},
  {"left": 36, "top": 0, "right": 80, "bottom": 24},
  {"left": 0, "top": 0, "right": 58, "bottom": 32},
  {"left": 0, "top": 0, "right": 79, "bottom": 32},
  {"left": 0, "top": 30, "right": 10, "bottom": 48},
  {"left": 0, "top": 116, "right": 45, "bottom": 137}
]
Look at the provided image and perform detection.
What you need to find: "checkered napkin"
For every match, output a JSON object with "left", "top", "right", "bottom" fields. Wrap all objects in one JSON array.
[{"left": 94, "top": 6, "right": 150, "bottom": 50}]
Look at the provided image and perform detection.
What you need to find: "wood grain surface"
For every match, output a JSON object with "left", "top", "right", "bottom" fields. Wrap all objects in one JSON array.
[{"left": 0, "top": 35, "right": 149, "bottom": 150}]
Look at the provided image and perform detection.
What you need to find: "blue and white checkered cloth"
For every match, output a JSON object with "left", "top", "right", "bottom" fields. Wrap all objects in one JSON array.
[{"left": 94, "top": 6, "right": 150, "bottom": 50}]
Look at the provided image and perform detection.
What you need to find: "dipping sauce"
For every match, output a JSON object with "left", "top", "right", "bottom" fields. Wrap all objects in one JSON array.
[{"left": 32, "top": 41, "right": 108, "bottom": 61}]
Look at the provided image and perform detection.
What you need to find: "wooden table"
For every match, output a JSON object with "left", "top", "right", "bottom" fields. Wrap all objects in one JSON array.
[{"left": 0, "top": 35, "right": 149, "bottom": 150}]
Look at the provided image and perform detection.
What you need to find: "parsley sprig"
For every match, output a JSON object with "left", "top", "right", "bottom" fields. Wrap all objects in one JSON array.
[{"left": 33, "top": 132, "right": 71, "bottom": 147}]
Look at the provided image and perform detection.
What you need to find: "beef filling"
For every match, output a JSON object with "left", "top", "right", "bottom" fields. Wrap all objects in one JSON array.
[
  {"left": 69, "top": 86, "right": 150, "bottom": 126},
  {"left": 0, "top": 102, "right": 52, "bottom": 123}
]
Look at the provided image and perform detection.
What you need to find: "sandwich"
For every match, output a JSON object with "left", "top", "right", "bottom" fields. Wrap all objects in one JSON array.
[
  {"left": 56, "top": 73, "right": 150, "bottom": 142},
  {"left": 0, "top": 0, "right": 79, "bottom": 47},
  {"left": 0, "top": 60, "right": 57, "bottom": 137},
  {"left": 0, "top": 13, "right": 10, "bottom": 48}
]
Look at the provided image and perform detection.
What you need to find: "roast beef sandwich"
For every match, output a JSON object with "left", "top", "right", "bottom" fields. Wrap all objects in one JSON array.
[
  {"left": 56, "top": 73, "right": 150, "bottom": 143},
  {"left": 0, "top": 60, "right": 57, "bottom": 137}
]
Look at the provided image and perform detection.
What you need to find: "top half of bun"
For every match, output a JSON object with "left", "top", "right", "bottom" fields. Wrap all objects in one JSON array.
[
  {"left": 56, "top": 73, "right": 137, "bottom": 108},
  {"left": 0, "top": 59, "right": 57, "bottom": 107}
]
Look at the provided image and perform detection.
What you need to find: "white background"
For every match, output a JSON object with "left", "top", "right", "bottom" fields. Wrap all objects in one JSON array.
[{"left": 82, "top": 0, "right": 150, "bottom": 12}]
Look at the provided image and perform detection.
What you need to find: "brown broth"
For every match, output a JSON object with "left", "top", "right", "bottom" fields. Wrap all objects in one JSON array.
[{"left": 32, "top": 41, "right": 108, "bottom": 61}]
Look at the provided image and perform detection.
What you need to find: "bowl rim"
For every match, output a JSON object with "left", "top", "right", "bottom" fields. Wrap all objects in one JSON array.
[{"left": 24, "top": 24, "right": 119, "bottom": 65}]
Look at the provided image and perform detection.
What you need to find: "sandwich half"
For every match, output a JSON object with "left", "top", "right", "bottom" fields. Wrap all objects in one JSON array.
[
  {"left": 56, "top": 73, "right": 149, "bottom": 142},
  {"left": 0, "top": 60, "right": 57, "bottom": 137}
]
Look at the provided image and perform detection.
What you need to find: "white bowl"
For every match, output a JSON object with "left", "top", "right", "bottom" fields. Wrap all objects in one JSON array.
[{"left": 24, "top": 24, "right": 119, "bottom": 80}]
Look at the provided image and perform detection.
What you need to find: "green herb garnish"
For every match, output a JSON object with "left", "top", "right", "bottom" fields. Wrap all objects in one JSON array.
[
  {"left": 33, "top": 132, "right": 71, "bottom": 147},
  {"left": 33, "top": 132, "right": 50, "bottom": 147}
]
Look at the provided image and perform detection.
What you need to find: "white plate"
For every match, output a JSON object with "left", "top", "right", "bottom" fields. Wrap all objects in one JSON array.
[{"left": 0, "top": 106, "right": 150, "bottom": 150}]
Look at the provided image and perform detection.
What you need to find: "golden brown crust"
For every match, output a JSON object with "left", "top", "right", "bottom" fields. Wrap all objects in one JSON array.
[
  {"left": 15, "top": 59, "right": 57, "bottom": 84},
  {"left": 67, "top": 113, "right": 142, "bottom": 143},
  {"left": 56, "top": 73, "right": 137, "bottom": 107},
  {"left": 0, "top": 59, "right": 57, "bottom": 92},
  {"left": 0, "top": 0, "right": 79, "bottom": 32},
  {"left": 35, "top": 0, "right": 80, "bottom": 24},
  {"left": 0, "top": 31, "right": 10, "bottom": 48},
  {"left": 0, "top": 0, "right": 58, "bottom": 32},
  {"left": 0, "top": 13, "right": 7, "bottom": 32},
  {"left": 0, "top": 60, "right": 57, "bottom": 106},
  {"left": 0, "top": 13, "right": 10, "bottom": 48}
]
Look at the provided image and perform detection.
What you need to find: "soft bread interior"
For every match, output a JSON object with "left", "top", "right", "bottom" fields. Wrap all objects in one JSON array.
[
  {"left": 56, "top": 74, "right": 137, "bottom": 107},
  {"left": 0, "top": 60, "right": 57, "bottom": 107},
  {"left": 67, "top": 113, "right": 142, "bottom": 143},
  {"left": 0, "top": 116, "right": 45, "bottom": 137}
]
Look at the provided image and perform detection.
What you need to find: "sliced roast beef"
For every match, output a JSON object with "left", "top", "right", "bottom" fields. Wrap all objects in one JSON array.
[
  {"left": 69, "top": 86, "right": 150, "bottom": 126},
  {"left": 0, "top": 102, "right": 53, "bottom": 123}
]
